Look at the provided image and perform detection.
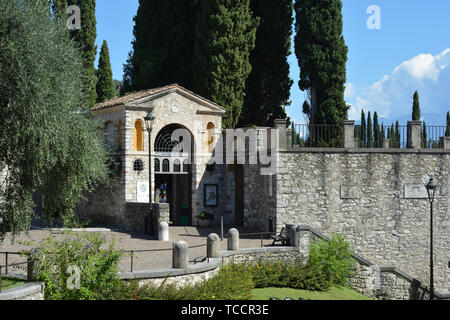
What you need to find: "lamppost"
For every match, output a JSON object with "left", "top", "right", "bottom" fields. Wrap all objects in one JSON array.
[
  {"left": 425, "top": 178, "right": 437, "bottom": 300},
  {"left": 144, "top": 111, "right": 155, "bottom": 234}
]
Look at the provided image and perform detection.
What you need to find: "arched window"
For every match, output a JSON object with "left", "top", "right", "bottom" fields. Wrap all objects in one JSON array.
[
  {"left": 207, "top": 122, "right": 215, "bottom": 153},
  {"left": 134, "top": 120, "right": 144, "bottom": 151},
  {"left": 118, "top": 120, "right": 123, "bottom": 150},
  {"left": 173, "top": 159, "right": 181, "bottom": 173},
  {"left": 183, "top": 159, "right": 191, "bottom": 173},
  {"left": 154, "top": 158, "right": 160, "bottom": 173},
  {"left": 162, "top": 159, "right": 170, "bottom": 173}
]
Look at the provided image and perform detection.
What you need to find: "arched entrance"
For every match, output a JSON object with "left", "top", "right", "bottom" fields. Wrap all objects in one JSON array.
[{"left": 154, "top": 124, "right": 193, "bottom": 226}]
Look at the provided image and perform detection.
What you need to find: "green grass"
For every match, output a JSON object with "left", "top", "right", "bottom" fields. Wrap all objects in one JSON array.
[
  {"left": 251, "top": 286, "right": 373, "bottom": 301},
  {"left": 1, "top": 277, "right": 25, "bottom": 292}
]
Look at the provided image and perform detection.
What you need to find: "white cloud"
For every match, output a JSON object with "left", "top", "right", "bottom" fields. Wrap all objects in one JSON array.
[{"left": 347, "top": 48, "right": 450, "bottom": 123}]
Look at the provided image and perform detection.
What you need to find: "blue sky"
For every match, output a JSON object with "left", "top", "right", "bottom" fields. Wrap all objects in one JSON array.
[{"left": 95, "top": 0, "right": 450, "bottom": 126}]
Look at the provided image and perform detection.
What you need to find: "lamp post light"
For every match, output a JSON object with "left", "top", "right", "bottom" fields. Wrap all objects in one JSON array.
[
  {"left": 425, "top": 178, "right": 437, "bottom": 300},
  {"left": 144, "top": 111, "right": 155, "bottom": 234}
]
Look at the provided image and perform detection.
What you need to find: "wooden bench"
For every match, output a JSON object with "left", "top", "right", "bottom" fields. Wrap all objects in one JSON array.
[{"left": 270, "top": 227, "right": 290, "bottom": 246}]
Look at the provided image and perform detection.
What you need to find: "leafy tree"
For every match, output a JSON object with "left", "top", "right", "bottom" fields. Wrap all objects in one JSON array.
[
  {"left": 0, "top": 0, "right": 109, "bottom": 240},
  {"left": 239, "top": 0, "right": 294, "bottom": 127},
  {"left": 193, "top": 0, "right": 259, "bottom": 128},
  {"left": 294, "top": 0, "right": 349, "bottom": 126},
  {"left": 412, "top": 90, "right": 421, "bottom": 121},
  {"left": 96, "top": 40, "right": 116, "bottom": 103},
  {"left": 123, "top": 0, "right": 199, "bottom": 93},
  {"left": 69, "top": 0, "right": 98, "bottom": 108}
]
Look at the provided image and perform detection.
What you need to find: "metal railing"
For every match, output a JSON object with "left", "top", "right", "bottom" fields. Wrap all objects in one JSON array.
[
  {"left": 292, "top": 124, "right": 343, "bottom": 148},
  {"left": 422, "top": 125, "right": 447, "bottom": 149},
  {"left": 0, "top": 251, "right": 29, "bottom": 293}
]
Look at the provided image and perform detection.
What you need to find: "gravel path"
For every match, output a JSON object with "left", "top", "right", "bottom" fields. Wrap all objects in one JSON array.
[{"left": 0, "top": 226, "right": 275, "bottom": 274}]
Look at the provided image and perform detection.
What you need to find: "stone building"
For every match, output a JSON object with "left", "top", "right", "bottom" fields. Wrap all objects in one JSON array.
[{"left": 78, "top": 84, "right": 242, "bottom": 231}]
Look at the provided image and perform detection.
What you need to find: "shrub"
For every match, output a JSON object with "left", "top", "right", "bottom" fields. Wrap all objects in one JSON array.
[
  {"left": 29, "top": 232, "right": 123, "bottom": 300},
  {"left": 308, "top": 234, "right": 355, "bottom": 289}
]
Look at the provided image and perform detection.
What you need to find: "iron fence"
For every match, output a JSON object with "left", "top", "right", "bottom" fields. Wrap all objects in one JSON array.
[
  {"left": 422, "top": 125, "right": 447, "bottom": 149},
  {"left": 291, "top": 124, "right": 343, "bottom": 148},
  {"left": 0, "top": 251, "right": 29, "bottom": 293}
]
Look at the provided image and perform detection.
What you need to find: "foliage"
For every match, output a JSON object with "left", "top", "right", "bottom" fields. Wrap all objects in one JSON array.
[
  {"left": 360, "top": 110, "right": 367, "bottom": 147},
  {"left": 29, "top": 232, "right": 123, "bottom": 300},
  {"left": 308, "top": 234, "right": 355, "bottom": 288},
  {"left": 0, "top": 0, "right": 109, "bottom": 240},
  {"left": 70, "top": 0, "right": 98, "bottom": 108},
  {"left": 239, "top": 0, "right": 294, "bottom": 127},
  {"left": 96, "top": 40, "right": 116, "bottom": 103},
  {"left": 294, "top": 0, "right": 349, "bottom": 126},
  {"left": 367, "top": 112, "right": 373, "bottom": 148},
  {"left": 446, "top": 112, "right": 450, "bottom": 137},
  {"left": 193, "top": 0, "right": 259, "bottom": 129},
  {"left": 198, "top": 212, "right": 214, "bottom": 221},
  {"left": 122, "top": 0, "right": 199, "bottom": 93}
]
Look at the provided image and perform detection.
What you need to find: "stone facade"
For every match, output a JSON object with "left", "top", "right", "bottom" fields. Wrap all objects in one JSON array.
[{"left": 274, "top": 150, "right": 449, "bottom": 292}]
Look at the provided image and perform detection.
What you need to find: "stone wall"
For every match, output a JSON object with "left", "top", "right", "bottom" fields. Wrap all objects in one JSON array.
[
  {"left": 275, "top": 150, "right": 450, "bottom": 292},
  {"left": 0, "top": 282, "right": 45, "bottom": 301}
]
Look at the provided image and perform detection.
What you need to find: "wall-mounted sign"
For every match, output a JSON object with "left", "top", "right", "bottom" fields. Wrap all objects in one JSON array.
[
  {"left": 404, "top": 184, "right": 428, "bottom": 199},
  {"left": 137, "top": 181, "right": 149, "bottom": 203},
  {"left": 204, "top": 184, "right": 218, "bottom": 207},
  {"left": 340, "top": 185, "right": 360, "bottom": 199}
]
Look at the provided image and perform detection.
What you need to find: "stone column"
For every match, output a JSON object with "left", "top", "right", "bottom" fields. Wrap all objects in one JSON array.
[
  {"left": 342, "top": 120, "right": 356, "bottom": 149},
  {"left": 27, "top": 256, "right": 35, "bottom": 282},
  {"left": 439, "top": 136, "right": 450, "bottom": 149},
  {"left": 227, "top": 228, "right": 239, "bottom": 251},
  {"left": 407, "top": 121, "right": 422, "bottom": 149},
  {"left": 152, "top": 203, "right": 170, "bottom": 234},
  {"left": 298, "top": 229, "right": 311, "bottom": 261},
  {"left": 383, "top": 138, "right": 390, "bottom": 149},
  {"left": 274, "top": 119, "right": 289, "bottom": 149},
  {"left": 173, "top": 241, "right": 189, "bottom": 269},
  {"left": 207, "top": 233, "right": 220, "bottom": 258},
  {"left": 158, "top": 222, "right": 169, "bottom": 241}
]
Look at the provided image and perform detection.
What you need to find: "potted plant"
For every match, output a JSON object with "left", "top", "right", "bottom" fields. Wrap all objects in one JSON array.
[{"left": 197, "top": 212, "right": 214, "bottom": 227}]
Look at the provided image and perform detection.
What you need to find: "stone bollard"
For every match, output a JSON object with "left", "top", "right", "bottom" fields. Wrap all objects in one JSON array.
[
  {"left": 288, "top": 224, "right": 300, "bottom": 247},
  {"left": 207, "top": 233, "right": 220, "bottom": 258},
  {"left": 172, "top": 241, "right": 189, "bottom": 269},
  {"left": 227, "top": 228, "right": 239, "bottom": 251},
  {"left": 27, "top": 255, "right": 35, "bottom": 282},
  {"left": 158, "top": 221, "right": 169, "bottom": 241}
]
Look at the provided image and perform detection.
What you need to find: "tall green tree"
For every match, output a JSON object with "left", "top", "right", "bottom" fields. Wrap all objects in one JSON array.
[
  {"left": 360, "top": 110, "right": 366, "bottom": 148},
  {"left": 412, "top": 90, "right": 421, "bottom": 121},
  {"left": 422, "top": 121, "right": 428, "bottom": 148},
  {"left": 395, "top": 121, "right": 401, "bottom": 148},
  {"left": 96, "top": 40, "right": 115, "bottom": 103},
  {"left": 239, "top": 0, "right": 294, "bottom": 127},
  {"left": 69, "top": 0, "right": 97, "bottom": 108},
  {"left": 0, "top": 0, "right": 109, "bottom": 240},
  {"left": 193, "top": 0, "right": 259, "bottom": 128},
  {"left": 373, "top": 112, "right": 379, "bottom": 148},
  {"left": 367, "top": 112, "right": 373, "bottom": 148},
  {"left": 123, "top": 0, "right": 199, "bottom": 93},
  {"left": 294, "top": 0, "right": 349, "bottom": 126},
  {"left": 446, "top": 112, "right": 450, "bottom": 136}
]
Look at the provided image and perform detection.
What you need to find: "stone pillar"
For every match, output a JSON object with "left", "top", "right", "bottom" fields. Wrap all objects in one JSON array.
[
  {"left": 227, "top": 228, "right": 239, "bottom": 251},
  {"left": 274, "top": 119, "right": 289, "bottom": 149},
  {"left": 27, "top": 256, "right": 35, "bottom": 282},
  {"left": 407, "top": 121, "right": 422, "bottom": 149},
  {"left": 439, "top": 136, "right": 450, "bottom": 149},
  {"left": 158, "top": 222, "right": 169, "bottom": 241},
  {"left": 298, "top": 228, "right": 311, "bottom": 261},
  {"left": 342, "top": 120, "right": 356, "bottom": 149},
  {"left": 152, "top": 203, "right": 170, "bottom": 234},
  {"left": 172, "top": 241, "right": 189, "bottom": 269},
  {"left": 207, "top": 233, "right": 220, "bottom": 258},
  {"left": 383, "top": 138, "right": 390, "bottom": 149}
]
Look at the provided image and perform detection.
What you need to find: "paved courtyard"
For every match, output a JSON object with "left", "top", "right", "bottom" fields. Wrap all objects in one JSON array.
[{"left": 0, "top": 226, "right": 275, "bottom": 275}]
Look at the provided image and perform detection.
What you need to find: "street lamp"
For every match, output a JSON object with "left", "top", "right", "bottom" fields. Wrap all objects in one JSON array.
[
  {"left": 144, "top": 110, "right": 155, "bottom": 234},
  {"left": 425, "top": 178, "right": 437, "bottom": 300}
]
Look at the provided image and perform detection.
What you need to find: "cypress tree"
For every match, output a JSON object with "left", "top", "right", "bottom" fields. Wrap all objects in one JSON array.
[
  {"left": 96, "top": 40, "right": 115, "bottom": 103},
  {"left": 69, "top": 0, "right": 97, "bottom": 108},
  {"left": 412, "top": 90, "right": 421, "bottom": 121},
  {"left": 51, "top": 0, "right": 67, "bottom": 13},
  {"left": 446, "top": 112, "right": 450, "bottom": 136},
  {"left": 395, "top": 121, "right": 401, "bottom": 148},
  {"left": 367, "top": 112, "right": 373, "bottom": 148},
  {"left": 294, "top": 0, "right": 349, "bottom": 126},
  {"left": 422, "top": 121, "right": 428, "bottom": 148},
  {"left": 123, "top": 0, "right": 199, "bottom": 93},
  {"left": 361, "top": 110, "right": 366, "bottom": 148},
  {"left": 239, "top": 0, "right": 294, "bottom": 127},
  {"left": 373, "top": 112, "right": 379, "bottom": 147},
  {"left": 193, "top": 0, "right": 259, "bottom": 129}
]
